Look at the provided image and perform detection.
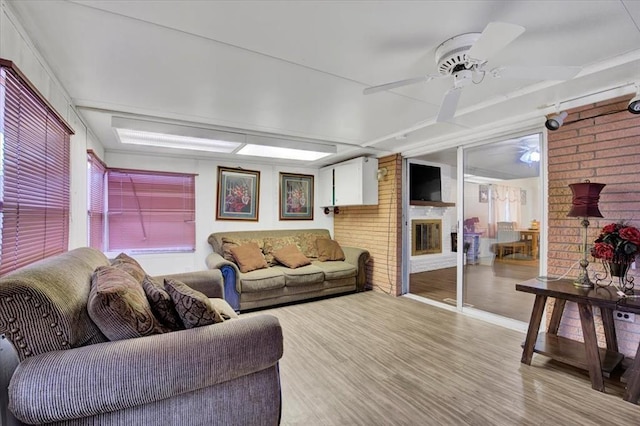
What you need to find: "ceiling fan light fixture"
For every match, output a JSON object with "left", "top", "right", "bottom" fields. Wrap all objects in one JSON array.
[{"left": 545, "top": 111, "right": 568, "bottom": 131}]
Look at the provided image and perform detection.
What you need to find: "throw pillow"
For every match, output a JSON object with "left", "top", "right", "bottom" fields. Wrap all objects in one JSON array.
[
  {"left": 263, "top": 236, "right": 298, "bottom": 265},
  {"left": 273, "top": 244, "right": 311, "bottom": 269},
  {"left": 88, "top": 266, "right": 170, "bottom": 341},
  {"left": 220, "top": 237, "right": 265, "bottom": 262},
  {"left": 229, "top": 242, "right": 268, "bottom": 273},
  {"left": 164, "top": 278, "right": 225, "bottom": 328},
  {"left": 141, "top": 275, "right": 184, "bottom": 331},
  {"left": 316, "top": 239, "right": 346, "bottom": 262},
  {"left": 295, "top": 232, "right": 325, "bottom": 259},
  {"left": 111, "top": 252, "right": 146, "bottom": 284}
]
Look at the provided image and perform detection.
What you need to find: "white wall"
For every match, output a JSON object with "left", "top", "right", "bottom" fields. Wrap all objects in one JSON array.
[{"left": 105, "top": 152, "right": 332, "bottom": 275}]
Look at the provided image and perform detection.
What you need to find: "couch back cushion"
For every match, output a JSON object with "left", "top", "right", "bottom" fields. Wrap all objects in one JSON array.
[
  {"left": 208, "top": 229, "right": 331, "bottom": 261},
  {"left": 0, "top": 248, "right": 111, "bottom": 361}
]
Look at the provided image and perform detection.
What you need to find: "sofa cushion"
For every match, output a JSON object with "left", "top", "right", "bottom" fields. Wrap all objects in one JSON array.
[
  {"left": 273, "top": 244, "right": 311, "bottom": 269},
  {"left": 221, "top": 237, "right": 265, "bottom": 262},
  {"left": 316, "top": 239, "right": 346, "bottom": 261},
  {"left": 239, "top": 268, "right": 286, "bottom": 293},
  {"left": 141, "top": 276, "right": 184, "bottom": 330},
  {"left": 263, "top": 236, "right": 298, "bottom": 265},
  {"left": 273, "top": 265, "right": 325, "bottom": 287},
  {"left": 88, "top": 266, "right": 169, "bottom": 341},
  {"left": 164, "top": 278, "right": 225, "bottom": 328},
  {"left": 229, "top": 242, "right": 269, "bottom": 273},
  {"left": 110, "top": 252, "right": 146, "bottom": 284},
  {"left": 312, "top": 260, "right": 357, "bottom": 280}
]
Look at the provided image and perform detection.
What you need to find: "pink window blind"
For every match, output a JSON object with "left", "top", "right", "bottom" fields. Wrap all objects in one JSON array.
[
  {"left": 0, "top": 62, "right": 72, "bottom": 276},
  {"left": 87, "top": 151, "right": 106, "bottom": 250},
  {"left": 107, "top": 169, "right": 195, "bottom": 252}
]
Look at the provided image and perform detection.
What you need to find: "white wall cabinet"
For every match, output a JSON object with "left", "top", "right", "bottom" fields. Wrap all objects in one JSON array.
[{"left": 319, "top": 157, "right": 378, "bottom": 207}]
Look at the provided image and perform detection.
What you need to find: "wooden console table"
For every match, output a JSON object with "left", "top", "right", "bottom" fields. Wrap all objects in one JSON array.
[{"left": 516, "top": 278, "right": 640, "bottom": 403}]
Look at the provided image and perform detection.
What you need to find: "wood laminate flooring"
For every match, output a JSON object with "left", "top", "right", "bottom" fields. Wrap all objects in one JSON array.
[
  {"left": 410, "top": 260, "right": 539, "bottom": 322},
  {"left": 249, "top": 292, "right": 640, "bottom": 425}
]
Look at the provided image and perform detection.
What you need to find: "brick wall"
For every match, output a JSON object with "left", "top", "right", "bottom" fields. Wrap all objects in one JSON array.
[
  {"left": 547, "top": 94, "right": 640, "bottom": 357},
  {"left": 334, "top": 154, "right": 402, "bottom": 296}
]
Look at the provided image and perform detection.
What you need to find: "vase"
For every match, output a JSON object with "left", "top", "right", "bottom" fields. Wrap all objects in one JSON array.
[
  {"left": 608, "top": 261, "right": 630, "bottom": 277},
  {"left": 600, "top": 260, "right": 634, "bottom": 293}
]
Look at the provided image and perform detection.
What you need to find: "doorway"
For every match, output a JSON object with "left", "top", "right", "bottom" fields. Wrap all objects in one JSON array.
[{"left": 408, "top": 133, "right": 542, "bottom": 322}]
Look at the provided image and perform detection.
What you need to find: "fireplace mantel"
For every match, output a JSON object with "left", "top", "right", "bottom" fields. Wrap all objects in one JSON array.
[{"left": 410, "top": 201, "right": 455, "bottom": 207}]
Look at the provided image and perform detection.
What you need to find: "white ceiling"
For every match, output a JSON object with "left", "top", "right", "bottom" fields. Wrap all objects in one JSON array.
[{"left": 7, "top": 0, "right": 640, "bottom": 170}]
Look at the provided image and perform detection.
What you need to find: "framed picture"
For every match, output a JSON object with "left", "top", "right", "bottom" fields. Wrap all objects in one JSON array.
[
  {"left": 521, "top": 189, "right": 527, "bottom": 205},
  {"left": 279, "top": 172, "right": 314, "bottom": 220},
  {"left": 479, "top": 185, "right": 489, "bottom": 203},
  {"left": 216, "top": 167, "right": 260, "bottom": 221}
]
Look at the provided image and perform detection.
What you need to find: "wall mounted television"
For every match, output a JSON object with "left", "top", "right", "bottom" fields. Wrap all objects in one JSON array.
[{"left": 409, "top": 163, "right": 442, "bottom": 203}]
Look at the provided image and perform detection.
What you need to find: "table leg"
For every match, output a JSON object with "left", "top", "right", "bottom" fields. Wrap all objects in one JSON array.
[
  {"left": 548, "top": 299, "right": 566, "bottom": 335},
  {"left": 521, "top": 294, "right": 547, "bottom": 365},
  {"left": 577, "top": 303, "right": 605, "bottom": 392},
  {"left": 623, "top": 339, "right": 640, "bottom": 404},
  {"left": 600, "top": 307, "right": 618, "bottom": 351}
]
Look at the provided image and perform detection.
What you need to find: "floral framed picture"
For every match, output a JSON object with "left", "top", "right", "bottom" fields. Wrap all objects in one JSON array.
[
  {"left": 279, "top": 172, "right": 314, "bottom": 220},
  {"left": 216, "top": 167, "right": 260, "bottom": 221}
]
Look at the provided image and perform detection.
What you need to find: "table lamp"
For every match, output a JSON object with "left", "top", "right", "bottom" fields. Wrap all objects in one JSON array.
[{"left": 567, "top": 180, "right": 606, "bottom": 288}]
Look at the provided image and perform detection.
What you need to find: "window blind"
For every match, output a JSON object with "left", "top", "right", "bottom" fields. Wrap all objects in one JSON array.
[
  {"left": 0, "top": 64, "right": 72, "bottom": 275},
  {"left": 87, "top": 151, "right": 106, "bottom": 250},
  {"left": 107, "top": 169, "right": 195, "bottom": 252}
]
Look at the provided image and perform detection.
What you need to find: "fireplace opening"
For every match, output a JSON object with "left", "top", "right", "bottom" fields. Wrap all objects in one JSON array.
[{"left": 412, "top": 219, "right": 442, "bottom": 255}]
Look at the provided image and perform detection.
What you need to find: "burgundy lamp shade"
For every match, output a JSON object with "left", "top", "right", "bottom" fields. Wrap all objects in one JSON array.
[{"left": 567, "top": 181, "right": 605, "bottom": 218}]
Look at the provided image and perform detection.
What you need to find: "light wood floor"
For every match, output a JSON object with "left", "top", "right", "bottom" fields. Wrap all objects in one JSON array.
[
  {"left": 410, "top": 260, "right": 539, "bottom": 322},
  {"left": 249, "top": 292, "right": 640, "bottom": 425}
]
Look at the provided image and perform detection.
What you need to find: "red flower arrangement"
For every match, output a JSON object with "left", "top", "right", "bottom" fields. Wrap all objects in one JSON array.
[{"left": 591, "top": 222, "right": 640, "bottom": 263}]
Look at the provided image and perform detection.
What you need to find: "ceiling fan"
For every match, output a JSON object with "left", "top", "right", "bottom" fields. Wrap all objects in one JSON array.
[{"left": 363, "top": 22, "right": 581, "bottom": 123}]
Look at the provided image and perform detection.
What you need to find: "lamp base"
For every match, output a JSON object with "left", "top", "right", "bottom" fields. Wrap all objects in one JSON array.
[
  {"left": 573, "top": 275, "right": 594, "bottom": 288},
  {"left": 573, "top": 262, "right": 594, "bottom": 288}
]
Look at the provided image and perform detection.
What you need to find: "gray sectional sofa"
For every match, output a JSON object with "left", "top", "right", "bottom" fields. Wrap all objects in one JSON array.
[
  {"left": 206, "top": 229, "right": 369, "bottom": 312},
  {"left": 0, "top": 247, "right": 283, "bottom": 425}
]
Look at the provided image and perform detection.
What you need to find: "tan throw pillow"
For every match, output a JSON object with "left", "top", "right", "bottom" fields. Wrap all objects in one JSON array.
[
  {"left": 229, "top": 242, "right": 268, "bottom": 273},
  {"left": 88, "top": 266, "right": 169, "bottom": 341},
  {"left": 164, "top": 278, "right": 224, "bottom": 328},
  {"left": 111, "top": 252, "right": 146, "bottom": 284},
  {"left": 220, "top": 237, "right": 265, "bottom": 262},
  {"left": 296, "top": 233, "right": 325, "bottom": 259},
  {"left": 141, "top": 276, "right": 184, "bottom": 331},
  {"left": 273, "top": 244, "right": 311, "bottom": 269},
  {"left": 316, "top": 239, "right": 346, "bottom": 262}
]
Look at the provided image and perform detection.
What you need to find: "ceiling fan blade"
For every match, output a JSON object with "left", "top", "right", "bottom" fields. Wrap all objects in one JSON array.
[
  {"left": 363, "top": 76, "right": 432, "bottom": 95},
  {"left": 491, "top": 66, "right": 581, "bottom": 81},
  {"left": 467, "top": 22, "right": 525, "bottom": 61},
  {"left": 436, "top": 87, "right": 463, "bottom": 123}
]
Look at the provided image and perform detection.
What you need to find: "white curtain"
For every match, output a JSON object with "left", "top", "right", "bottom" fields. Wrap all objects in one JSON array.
[{"left": 488, "top": 184, "right": 522, "bottom": 236}]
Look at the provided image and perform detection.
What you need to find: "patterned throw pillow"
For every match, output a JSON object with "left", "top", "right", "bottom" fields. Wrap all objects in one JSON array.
[
  {"left": 141, "top": 276, "right": 184, "bottom": 331},
  {"left": 263, "top": 236, "right": 298, "bottom": 265},
  {"left": 229, "top": 242, "right": 269, "bottom": 273},
  {"left": 273, "top": 244, "right": 311, "bottom": 269},
  {"left": 296, "top": 233, "right": 325, "bottom": 259},
  {"left": 88, "top": 266, "right": 170, "bottom": 341},
  {"left": 164, "top": 278, "right": 225, "bottom": 329},
  {"left": 111, "top": 252, "right": 146, "bottom": 284},
  {"left": 316, "top": 239, "right": 346, "bottom": 262}
]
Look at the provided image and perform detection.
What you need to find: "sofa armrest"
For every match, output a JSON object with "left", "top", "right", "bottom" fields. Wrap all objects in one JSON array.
[
  {"left": 342, "top": 246, "right": 370, "bottom": 291},
  {"left": 206, "top": 253, "right": 241, "bottom": 310},
  {"left": 9, "top": 315, "right": 283, "bottom": 424},
  {"left": 156, "top": 269, "right": 224, "bottom": 299}
]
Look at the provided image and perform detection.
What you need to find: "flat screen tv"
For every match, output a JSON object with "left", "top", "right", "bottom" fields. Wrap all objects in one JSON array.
[{"left": 410, "top": 163, "right": 442, "bottom": 203}]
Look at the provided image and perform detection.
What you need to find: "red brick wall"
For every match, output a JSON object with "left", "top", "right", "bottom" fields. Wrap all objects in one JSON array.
[
  {"left": 334, "top": 154, "right": 402, "bottom": 295},
  {"left": 547, "top": 94, "right": 640, "bottom": 356}
]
